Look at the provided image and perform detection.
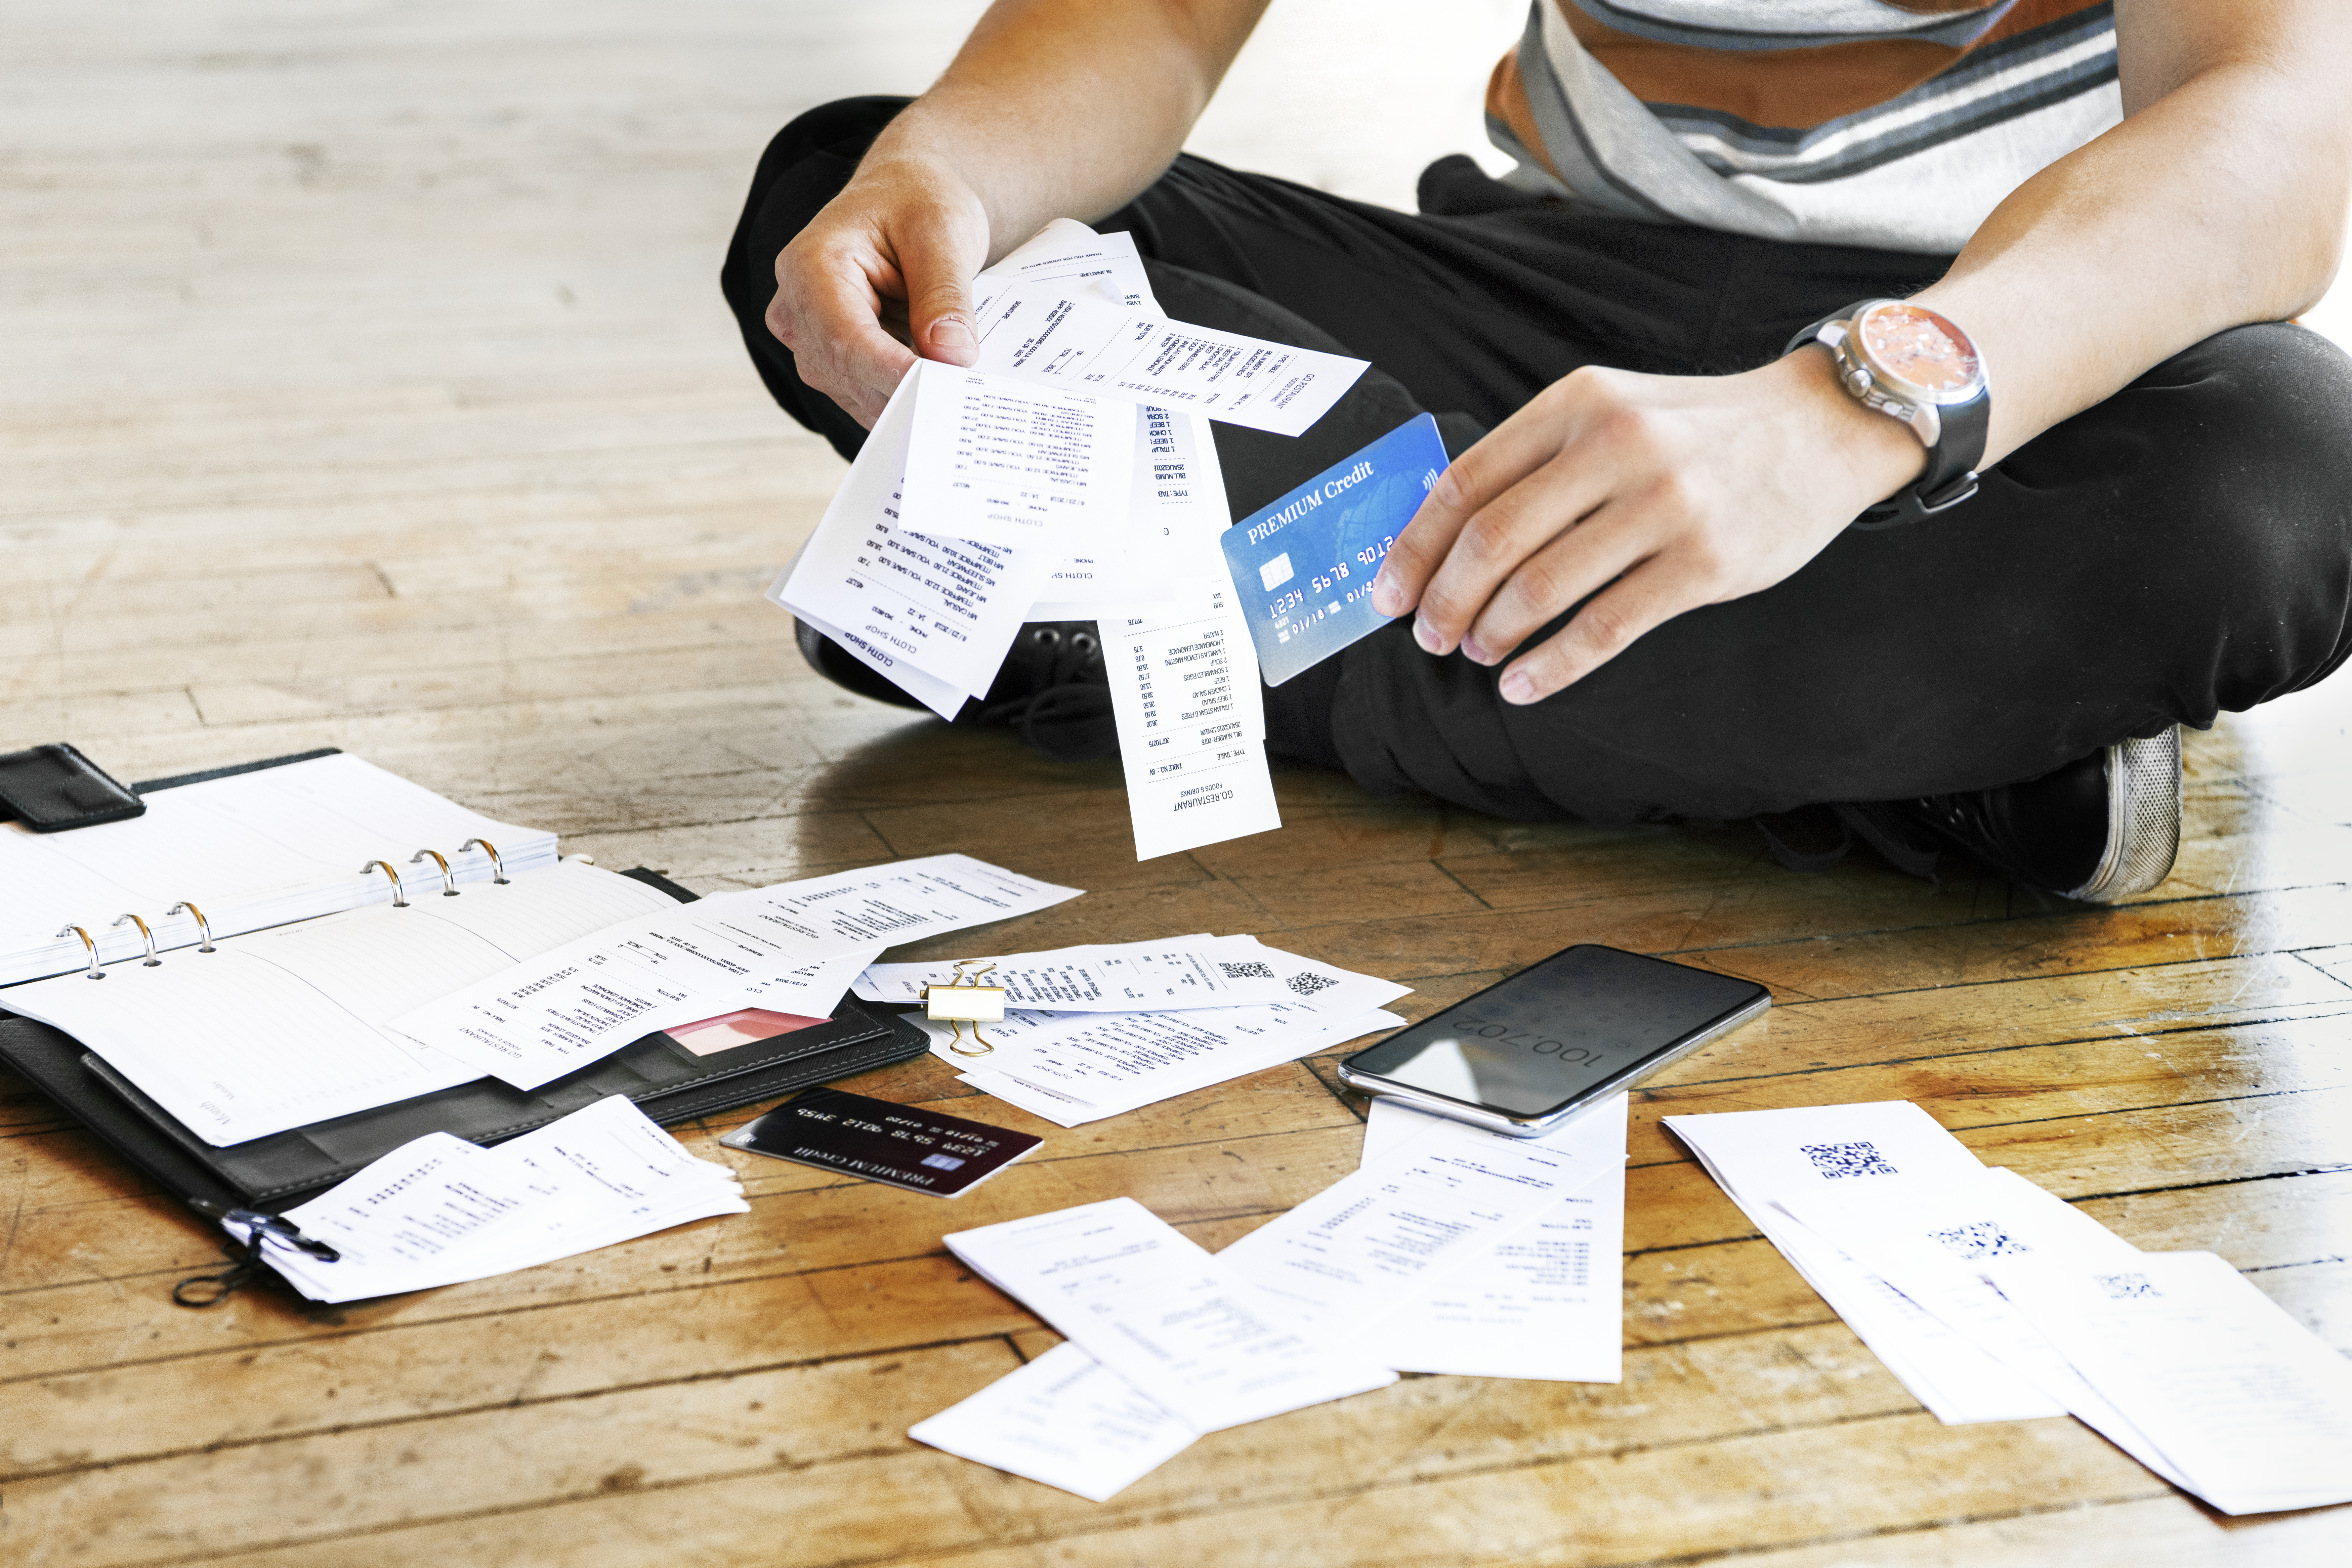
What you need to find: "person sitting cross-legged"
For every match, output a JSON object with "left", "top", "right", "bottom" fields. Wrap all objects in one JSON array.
[{"left": 724, "top": 0, "right": 2352, "bottom": 901}]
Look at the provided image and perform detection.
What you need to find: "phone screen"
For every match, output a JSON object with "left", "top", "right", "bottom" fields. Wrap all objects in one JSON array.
[{"left": 1342, "top": 945, "right": 1767, "bottom": 1117}]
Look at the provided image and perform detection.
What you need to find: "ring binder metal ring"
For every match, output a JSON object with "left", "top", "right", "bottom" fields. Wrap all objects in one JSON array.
[
  {"left": 56, "top": 925, "right": 104, "bottom": 980},
  {"left": 460, "top": 837, "right": 509, "bottom": 885},
  {"left": 410, "top": 847, "right": 459, "bottom": 896},
  {"left": 360, "top": 859, "right": 410, "bottom": 907},
  {"left": 112, "top": 912, "right": 163, "bottom": 967},
  {"left": 167, "top": 901, "right": 218, "bottom": 952}
]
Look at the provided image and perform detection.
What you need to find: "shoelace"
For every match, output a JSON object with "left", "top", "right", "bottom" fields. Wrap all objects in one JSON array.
[
  {"left": 973, "top": 627, "right": 1120, "bottom": 762},
  {"left": 1754, "top": 800, "right": 1941, "bottom": 880}
]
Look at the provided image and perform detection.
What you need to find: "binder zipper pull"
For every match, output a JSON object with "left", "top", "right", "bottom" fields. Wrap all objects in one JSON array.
[{"left": 175, "top": 1200, "right": 342, "bottom": 1308}]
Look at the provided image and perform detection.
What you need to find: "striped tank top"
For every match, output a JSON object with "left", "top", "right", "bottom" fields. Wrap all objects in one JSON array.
[{"left": 1485, "top": 1, "right": 2120, "bottom": 253}]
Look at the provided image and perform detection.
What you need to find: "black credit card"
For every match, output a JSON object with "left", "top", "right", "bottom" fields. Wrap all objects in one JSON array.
[{"left": 719, "top": 1087, "right": 1043, "bottom": 1198}]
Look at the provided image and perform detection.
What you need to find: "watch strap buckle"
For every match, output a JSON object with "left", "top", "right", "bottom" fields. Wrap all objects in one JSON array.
[{"left": 1855, "top": 470, "right": 1980, "bottom": 531}]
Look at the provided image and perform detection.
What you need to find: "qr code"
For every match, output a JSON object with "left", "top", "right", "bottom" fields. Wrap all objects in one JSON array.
[
  {"left": 1286, "top": 972, "right": 1339, "bottom": 998},
  {"left": 1801, "top": 1141, "right": 1899, "bottom": 1179},
  {"left": 2097, "top": 1272, "right": 2161, "bottom": 1300},
  {"left": 1928, "top": 1221, "right": 2032, "bottom": 1260},
  {"left": 1218, "top": 961, "right": 1277, "bottom": 980}
]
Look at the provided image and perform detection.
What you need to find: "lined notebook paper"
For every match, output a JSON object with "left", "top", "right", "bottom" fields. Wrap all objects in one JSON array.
[
  {"left": 0, "top": 752, "right": 557, "bottom": 984},
  {"left": 2, "top": 861, "right": 681, "bottom": 1143}
]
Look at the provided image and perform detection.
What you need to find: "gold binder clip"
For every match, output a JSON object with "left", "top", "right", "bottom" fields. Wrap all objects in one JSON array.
[{"left": 921, "top": 961, "right": 1006, "bottom": 1056}]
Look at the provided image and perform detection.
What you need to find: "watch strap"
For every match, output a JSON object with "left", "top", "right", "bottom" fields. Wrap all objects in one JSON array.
[{"left": 1786, "top": 303, "right": 1989, "bottom": 529}]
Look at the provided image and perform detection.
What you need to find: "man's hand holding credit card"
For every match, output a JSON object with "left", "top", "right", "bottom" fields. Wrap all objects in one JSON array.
[{"left": 1219, "top": 414, "right": 1449, "bottom": 686}]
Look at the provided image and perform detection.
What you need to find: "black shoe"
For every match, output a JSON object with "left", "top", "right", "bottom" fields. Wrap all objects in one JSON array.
[
  {"left": 1756, "top": 728, "right": 2182, "bottom": 901},
  {"left": 793, "top": 617, "right": 1119, "bottom": 762},
  {"left": 970, "top": 622, "right": 1118, "bottom": 762},
  {"left": 1893, "top": 727, "right": 2183, "bottom": 900}
]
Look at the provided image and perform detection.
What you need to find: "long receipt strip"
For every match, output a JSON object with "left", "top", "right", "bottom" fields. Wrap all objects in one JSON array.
[
  {"left": 1664, "top": 1100, "right": 2064, "bottom": 1424},
  {"left": 773, "top": 370, "right": 1062, "bottom": 717},
  {"left": 901, "top": 369, "right": 1131, "bottom": 548},
  {"left": 911, "top": 1095, "right": 1624, "bottom": 1499},
  {"left": 909, "top": 1342, "right": 1197, "bottom": 1504},
  {"left": 870, "top": 933, "right": 1411, "bottom": 1126},
  {"left": 941, "top": 1002, "right": 1405, "bottom": 1129},
  {"left": 1219, "top": 1108, "right": 1610, "bottom": 1335},
  {"left": 1772, "top": 1163, "right": 2194, "bottom": 1489},
  {"left": 390, "top": 855, "right": 1080, "bottom": 1090},
  {"left": 1035, "top": 401, "right": 1228, "bottom": 615},
  {"left": 959, "top": 280, "right": 1367, "bottom": 438},
  {"left": 1782, "top": 1163, "right": 2352, "bottom": 1510},
  {"left": 945, "top": 1198, "right": 1396, "bottom": 1432},
  {"left": 771, "top": 218, "right": 1357, "bottom": 859},
  {"left": 1100, "top": 587, "right": 1280, "bottom": 859},
  {"left": 974, "top": 223, "right": 1231, "bottom": 612},
  {"left": 968, "top": 225, "right": 1226, "bottom": 607},
  {"left": 1981, "top": 1249, "right": 2352, "bottom": 1515},
  {"left": 773, "top": 224, "right": 1229, "bottom": 715},
  {"left": 248, "top": 1095, "right": 746, "bottom": 1304},
  {"left": 856, "top": 933, "right": 1408, "bottom": 1014},
  {"left": 1354, "top": 1096, "right": 1629, "bottom": 1383},
  {"left": 1667, "top": 1101, "right": 2352, "bottom": 1513}
]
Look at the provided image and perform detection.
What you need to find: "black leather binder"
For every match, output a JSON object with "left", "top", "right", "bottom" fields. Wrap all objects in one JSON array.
[{"left": 0, "top": 868, "right": 928, "bottom": 1213}]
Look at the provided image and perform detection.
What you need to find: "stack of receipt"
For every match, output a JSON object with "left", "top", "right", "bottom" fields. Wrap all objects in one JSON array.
[
  {"left": 768, "top": 219, "right": 1371, "bottom": 863},
  {"left": 387, "top": 854, "right": 1082, "bottom": 1090},
  {"left": 232, "top": 1096, "right": 748, "bottom": 1303},
  {"left": 910, "top": 1095, "right": 1630, "bottom": 1500},
  {"left": 1666, "top": 1101, "right": 2352, "bottom": 1515},
  {"left": 857, "top": 934, "right": 1410, "bottom": 1125}
]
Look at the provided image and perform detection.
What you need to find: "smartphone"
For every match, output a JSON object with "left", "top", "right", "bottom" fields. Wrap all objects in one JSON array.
[{"left": 1336, "top": 944, "right": 1770, "bottom": 1137}]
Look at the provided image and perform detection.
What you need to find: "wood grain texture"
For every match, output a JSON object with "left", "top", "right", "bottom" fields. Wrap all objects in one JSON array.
[{"left": 4, "top": 2, "right": 2349, "bottom": 1564}]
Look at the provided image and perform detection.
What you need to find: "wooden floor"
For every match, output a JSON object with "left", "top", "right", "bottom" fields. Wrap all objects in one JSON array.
[{"left": 5, "top": 4, "right": 2350, "bottom": 1564}]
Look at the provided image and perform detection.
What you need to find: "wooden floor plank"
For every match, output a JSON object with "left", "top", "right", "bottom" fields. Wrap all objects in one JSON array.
[
  {"left": 10, "top": 1018, "right": 2339, "bottom": 1350},
  {"left": 149, "top": 1410, "right": 2166, "bottom": 1568},
  {"left": 1700, "top": 1496, "right": 2352, "bottom": 1568},
  {"left": 1, "top": 1342, "right": 1025, "bottom": 1568},
  {"left": 12, "top": 1135, "right": 2341, "bottom": 1478}
]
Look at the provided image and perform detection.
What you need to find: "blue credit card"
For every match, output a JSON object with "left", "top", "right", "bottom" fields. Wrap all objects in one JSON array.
[{"left": 1220, "top": 413, "right": 1447, "bottom": 686}]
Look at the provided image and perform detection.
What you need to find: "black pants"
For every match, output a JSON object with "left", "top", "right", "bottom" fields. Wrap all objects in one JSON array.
[{"left": 723, "top": 96, "right": 2352, "bottom": 824}]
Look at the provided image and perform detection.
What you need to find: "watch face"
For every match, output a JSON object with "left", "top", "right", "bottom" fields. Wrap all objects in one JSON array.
[{"left": 1854, "top": 301, "right": 1983, "bottom": 404}]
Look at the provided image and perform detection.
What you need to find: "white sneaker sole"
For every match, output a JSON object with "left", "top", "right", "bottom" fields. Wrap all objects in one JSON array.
[{"left": 2065, "top": 725, "right": 2182, "bottom": 902}]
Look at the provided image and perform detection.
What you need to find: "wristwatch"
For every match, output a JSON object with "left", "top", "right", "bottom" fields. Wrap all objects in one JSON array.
[{"left": 1786, "top": 298, "right": 1990, "bottom": 528}]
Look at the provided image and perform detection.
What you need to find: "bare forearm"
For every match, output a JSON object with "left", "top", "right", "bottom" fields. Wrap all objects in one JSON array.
[
  {"left": 769, "top": 0, "right": 1268, "bottom": 424},
  {"left": 867, "top": 0, "right": 1270, "bottom": 262},
  {"left": 1917, "top": 0, "right": 2351, "bottom": 464}
]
